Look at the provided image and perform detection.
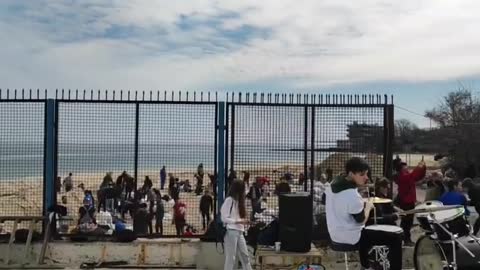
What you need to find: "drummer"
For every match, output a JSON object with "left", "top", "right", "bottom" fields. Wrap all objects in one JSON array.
[
  {"left": 325, "top": 157, "right": 403, "bottom": 270},
  {"left": 366, "top": 178, "right": 399, "bottom": 226}
]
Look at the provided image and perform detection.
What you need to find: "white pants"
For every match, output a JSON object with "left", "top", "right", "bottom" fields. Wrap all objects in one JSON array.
[{"left": 224, "top": 229, "right": 252, "bottom": 270}]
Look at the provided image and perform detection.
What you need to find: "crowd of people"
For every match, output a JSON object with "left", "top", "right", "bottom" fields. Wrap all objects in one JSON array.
[{"left": 55, "top": 163, "right": 216, "bottom": 237}]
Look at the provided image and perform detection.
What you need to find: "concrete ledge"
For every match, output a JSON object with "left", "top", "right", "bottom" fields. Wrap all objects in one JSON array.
[
  {"left": 0, "top": 238, "right": 199, "bottom": 268},
  {"left": 0, "top": 240, "right": 415, "bottom": 269}
]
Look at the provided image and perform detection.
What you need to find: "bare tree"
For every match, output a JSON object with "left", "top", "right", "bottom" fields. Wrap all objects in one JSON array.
[
  {"left": 425, "top": 89, "right": 480, "bottom": 127},
  {"left": 394, "top": 119, "right": 418, "bottom": 151},
  {"left": 425, "top": 89, "right": 480, "bottom": 177}
]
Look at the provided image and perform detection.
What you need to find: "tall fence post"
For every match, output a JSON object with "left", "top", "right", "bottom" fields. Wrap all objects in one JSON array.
[
  {"left": 384, "top": 104, "right": 395, "bottom": 197},
  {"left": 44, "top": 99, "right": 56, "bottom": 220},
  {"left": 216, "top": 101, "right": 226, "bottom": 216},
  {"left": 134, "top": 103, "right": 139, "bottom": 186}
]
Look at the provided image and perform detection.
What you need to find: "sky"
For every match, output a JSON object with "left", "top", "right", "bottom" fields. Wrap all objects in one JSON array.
[{"left": 1, "top": 1, "right": 480, "bottom": 128}]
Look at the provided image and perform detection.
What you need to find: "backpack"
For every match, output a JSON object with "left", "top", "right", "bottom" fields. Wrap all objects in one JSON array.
[
  {"left": 213, "top": 200, "right": 234, "bottom": 253},
  {"left": 114, "top": 229, "right": 137, "bottom": 242}
]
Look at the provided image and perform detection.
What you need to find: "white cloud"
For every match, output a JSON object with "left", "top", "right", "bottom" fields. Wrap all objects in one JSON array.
[{"left": 1, "top": 0, "right": 480, "bottom": 92}]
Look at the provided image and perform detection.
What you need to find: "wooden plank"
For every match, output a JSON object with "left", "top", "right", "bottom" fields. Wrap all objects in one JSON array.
[
  {"left": 4, "top": 219, "right": 18, "bottom": 265},
  {"left": 23, "top": 220, "right": 36, "bottom": 264}
]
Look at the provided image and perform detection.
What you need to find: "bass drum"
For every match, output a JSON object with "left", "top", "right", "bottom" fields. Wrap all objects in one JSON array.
[{"left": 414, "top": 235, "right": 480, "bottom": 270}]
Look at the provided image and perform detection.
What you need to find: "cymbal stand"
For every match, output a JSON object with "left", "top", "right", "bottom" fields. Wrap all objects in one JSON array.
[
  {"left": 429, "top": 213, "right": 475, "bottom": 270},
  {"left": 366, "top": 183, "right": 377, "bottom": 225}
]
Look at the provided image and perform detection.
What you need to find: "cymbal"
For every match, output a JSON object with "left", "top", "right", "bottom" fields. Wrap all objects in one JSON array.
[
  {"left": 363, "top": 197, "right": 393, "bottom": 204},
  {"left": 399, "top": 205, "right": 462, "bottom": 215}
]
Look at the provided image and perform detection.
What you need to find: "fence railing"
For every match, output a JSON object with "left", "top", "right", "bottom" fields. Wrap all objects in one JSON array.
[{"left": 0, "top": 89, "right": 394, "bottom": 238}]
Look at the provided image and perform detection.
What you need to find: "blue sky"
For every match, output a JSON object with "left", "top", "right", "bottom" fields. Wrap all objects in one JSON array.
[{"left": 1, "top": 1, "right": 480, "bottom": 128}]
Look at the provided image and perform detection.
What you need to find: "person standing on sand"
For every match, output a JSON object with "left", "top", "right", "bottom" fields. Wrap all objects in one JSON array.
[
  {"left": 243, "top": 171, "right": 250, "bottom": 187},
  {"left": 199, "top": 189, "right": 213, "bottom": 230},
  {"left": 63, "top": 173, "right": 73, "bottom": 192},
  {"left": 173, "top": 199, "right": 187, "bottom": 236},
  {"left": 160, "top": 166, "right": 166, "bottom": 190},
  {"left": 153, "top": 189, "right": 164, "bottom": 235},
  {"left": 247, "top": 177, "right": 263, "bottom": 221}
]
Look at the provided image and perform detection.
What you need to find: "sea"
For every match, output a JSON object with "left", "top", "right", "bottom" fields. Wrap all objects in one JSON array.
[{"left": 0, "top": 142, "right": 321, "bottom": 180}]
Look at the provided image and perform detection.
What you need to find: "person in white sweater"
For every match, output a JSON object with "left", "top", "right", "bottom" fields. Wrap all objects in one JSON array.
[{"left": 221, "top": 179, "right": 252, "bottom": 270}]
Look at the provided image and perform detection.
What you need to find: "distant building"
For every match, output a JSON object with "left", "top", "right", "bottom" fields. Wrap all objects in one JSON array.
[{"left": 336, "top": 121, "right": 383, "bottom": 153}]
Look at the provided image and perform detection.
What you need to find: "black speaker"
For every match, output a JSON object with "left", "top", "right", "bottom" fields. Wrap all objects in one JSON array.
[{"left": 279, "top": 192, "right": 313, "bottom": 252}]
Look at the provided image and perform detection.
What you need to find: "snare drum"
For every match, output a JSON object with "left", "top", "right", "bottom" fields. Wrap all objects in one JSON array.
[
  {"left": 431, "top": 206, "right": 470, "bottom": 241},
  {"left": 415, "top": 201, "right": 443, "bottom": 233}
]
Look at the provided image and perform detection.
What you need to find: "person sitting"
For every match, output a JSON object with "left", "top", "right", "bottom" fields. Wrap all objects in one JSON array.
[
  {"left": 367, "top": 178, "right": 399, "bottom": 226},
  {"left": 78, "top": 196, "right": 100, "bottom": 234},
  {"left": 183, "top": 180, "right": 193, "bottom": 193},
  {"left": 325, "top": 157, "right": 403, "bottom": 270},
  {"left": 440, "top": 179, "right": 470, "bottom": 215}
]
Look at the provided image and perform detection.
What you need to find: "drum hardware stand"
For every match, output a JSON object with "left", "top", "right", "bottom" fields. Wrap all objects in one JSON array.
[
  {"left": 429, "top": 213, "right": 476, "bottom": 270},
  {"left": 467, "top": 233, "right": 480, "bottom": 246}
]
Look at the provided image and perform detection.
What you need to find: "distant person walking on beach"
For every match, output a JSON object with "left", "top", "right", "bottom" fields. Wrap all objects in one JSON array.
[
  {"left": 160, "top": 166, "right": 166, "bottom": 190},
  {"left": 63, "top": 173, "right": 73, "bottom": 192},
  {"left": 199, "top": 189, "right": 213, "bottom": 230}
]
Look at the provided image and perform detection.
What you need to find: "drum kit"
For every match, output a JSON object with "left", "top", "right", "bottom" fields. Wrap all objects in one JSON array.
[
  {"left": 362, "top": 194, "right": 480, "bottom": 270},
  {"left": 405, "top": 201, "right": 480, "bottom": 270}
]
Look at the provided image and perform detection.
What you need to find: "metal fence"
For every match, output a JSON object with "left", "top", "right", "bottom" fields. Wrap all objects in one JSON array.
[
  {"left": 54, "top": 91, "right": 218, "bottom": 237},
  {"left": 226, "top": 93, "right": 394, "bottom": 228},
  {"left": 0, "top": 90, "right": 47, "bottom": 234},
  {"left": 0, "top": 90, "right": 394, "bottom": 239}
]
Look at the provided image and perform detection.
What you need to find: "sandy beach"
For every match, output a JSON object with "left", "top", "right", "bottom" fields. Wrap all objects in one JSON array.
[{"left": 0, "top": 153, "right": 443, "bottom": 235}]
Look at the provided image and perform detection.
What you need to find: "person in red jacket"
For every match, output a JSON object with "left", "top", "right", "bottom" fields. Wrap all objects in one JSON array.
[{"left": 395, "top": 160, "right": 426, "bottom": 245}]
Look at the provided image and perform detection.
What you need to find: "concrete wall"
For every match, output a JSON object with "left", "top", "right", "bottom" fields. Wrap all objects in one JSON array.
[
  {"left": 0, "top": 240, "right": 414, "bottom": 269},
  {"left": 0, "top": 239, "right": 199, "bottom": 268}
]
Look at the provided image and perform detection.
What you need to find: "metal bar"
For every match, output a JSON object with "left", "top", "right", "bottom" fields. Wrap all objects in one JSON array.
[
  {"left": 224, "top": 104, "right": 230, "bottom": 196},
  {"left": 134, "top": 103, "right": 139, "bottom": 189},
  {"left": 310, "top": 106, "right": 315, "bottom": 195},
  {"left": 44, "top": 99, "right": 56, "bottom": 232},
  {"left": 213, "top": 103, "right": 218, "bottom": 219},
  {"left": 216, "top": 102, "right": 226, "bottom": 216},
  {"left": 385, "top": 105, "right": 395, "bottom": 197},
  {"left": 229, "top": 104, "right": 235, "bottom": 174},
  {"left": 304, "top": 106, "right": 308, "bottom": 191}
]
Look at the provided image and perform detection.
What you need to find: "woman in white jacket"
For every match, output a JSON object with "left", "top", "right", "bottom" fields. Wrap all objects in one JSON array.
[{"left": 221, "top": 179, "right": 252, "bottom": 270}]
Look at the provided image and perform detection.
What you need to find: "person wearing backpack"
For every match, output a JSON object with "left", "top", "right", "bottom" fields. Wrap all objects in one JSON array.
[{"left": 221, "top": 179, "right": 252, "bottom": 270}]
